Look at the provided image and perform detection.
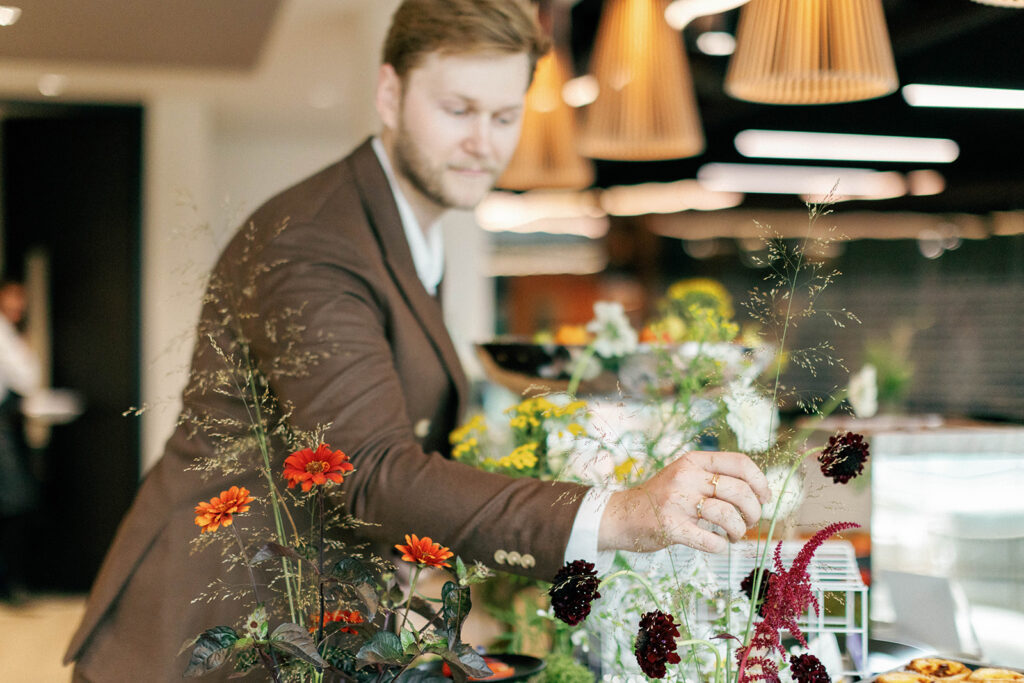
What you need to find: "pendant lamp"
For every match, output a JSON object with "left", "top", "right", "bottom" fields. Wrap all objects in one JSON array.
[
  {"left": 579, "top": 0, "right": 705, "bottom": 160},
  {"left": 725, "top": 0, "right": 898, "bottom": 104},
  {"left": 498, "top": 49, "right": 595, "bottom": 190}
]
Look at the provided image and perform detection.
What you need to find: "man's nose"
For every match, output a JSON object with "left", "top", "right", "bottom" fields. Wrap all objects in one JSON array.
[{"left": 463, "top": 116, "right": 493, "bottom": 158}]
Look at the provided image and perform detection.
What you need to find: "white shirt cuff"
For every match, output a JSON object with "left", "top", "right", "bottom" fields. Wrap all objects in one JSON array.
[{"left": 563, "top": 487, "right": 616, "bottom": 575}]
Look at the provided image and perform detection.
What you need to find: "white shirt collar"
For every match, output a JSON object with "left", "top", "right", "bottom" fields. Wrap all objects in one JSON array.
[{"left": 371, "top": 136, "right": 444, "bottom": 296}]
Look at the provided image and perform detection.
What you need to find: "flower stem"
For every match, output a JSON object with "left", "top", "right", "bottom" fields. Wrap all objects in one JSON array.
[
  {"left": 398, "top": 565, "right": 423, "bottom": 635},
  {"left": 567, "top": 344, "right": 597, "bottom": 399},
  {"left": 317, "top": 488, "right": 327, "bottom": 645}
]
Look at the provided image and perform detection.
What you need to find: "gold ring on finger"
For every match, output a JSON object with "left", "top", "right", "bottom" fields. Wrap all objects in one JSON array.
[
  {"left": 710, "top": 473, "right": 720, "bottom": 499},
  {"left": 696, "top": 497, "right": 707, "bottom": 521}
]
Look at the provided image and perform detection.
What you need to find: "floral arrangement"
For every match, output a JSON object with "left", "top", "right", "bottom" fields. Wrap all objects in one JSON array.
[
  {"left": 457, "top": 201, "right": 876, "bottom": 682},
  {"left": 183, "top": 441, "right": 497, "bottom": 681}
]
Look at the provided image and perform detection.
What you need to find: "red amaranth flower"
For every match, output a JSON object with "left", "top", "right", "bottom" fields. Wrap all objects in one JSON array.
[
  {"left": 193, "top": 486, "right": 255, "bottom": 533},
  {"left": 790, "top": 653, "right": 831, "bottom": 683},
  {"left": 818, "top": 432, "right": 869, "bottom": 484},
  {"left": 634, "top": 610, "right": 681, "bottom": 679},
  {"left": 394, "top": 534, "right": 454, "bottom": 568},
  {"left": 736, "top": 522, "right": 860, "bottom": 683},
  {"left": 549, "top": 560, "right": 602, "bottom": 626},
  {"left": 740, "top": 568, "right": 776, "bottom": 617},
  {"left": 282, "top": 443, "right": 354, "bottom": 492}
]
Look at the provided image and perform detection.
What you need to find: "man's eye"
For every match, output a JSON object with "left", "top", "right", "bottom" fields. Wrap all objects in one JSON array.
[
  {"left": 496, "top": 113, "right": 519, "bottom": 126},
  {"left": 447, "top": 107, "right": 468, "bottom": 117}
]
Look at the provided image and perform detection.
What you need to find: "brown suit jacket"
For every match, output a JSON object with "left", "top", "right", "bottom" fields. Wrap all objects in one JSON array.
[{"left": 66, "top": 139, "right": 587, "bottom": 681}]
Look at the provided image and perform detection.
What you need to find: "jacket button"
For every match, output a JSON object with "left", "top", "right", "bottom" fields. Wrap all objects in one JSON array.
[
  {"left": 493, "top": 549, "right": 507, "bottom": 565},
  {"left": 414, "top": 419, "right": 430, "bottom": 438},
  {"left": 506, "top": 551, "right": 521, "bottom": 566},
  {"left": 521, "top": 553, "right": 536, "bottom": 568}
]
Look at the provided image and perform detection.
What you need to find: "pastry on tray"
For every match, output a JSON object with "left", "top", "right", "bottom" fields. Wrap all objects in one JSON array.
[
  {"left": 966, "top": 669, "right": 1024, "bottom": 682},
  {"left": 877, "top": 672, "right": 936, "bottom": 683},
  {"left": 908, "top": 658, "right": 971, "bottom": 680}
]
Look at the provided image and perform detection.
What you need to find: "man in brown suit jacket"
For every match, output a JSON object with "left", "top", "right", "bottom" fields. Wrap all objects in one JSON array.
[{"left": 66, "top": 1, "right": 769, "bottom": 679}]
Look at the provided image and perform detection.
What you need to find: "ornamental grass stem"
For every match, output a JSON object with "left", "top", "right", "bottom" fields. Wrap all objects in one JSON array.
[
  {"left": 398, "top": 565, "right": 423, "bottom": 635},
  {"left": 317, "top": 488, "right": 326, "bottom": 646}
]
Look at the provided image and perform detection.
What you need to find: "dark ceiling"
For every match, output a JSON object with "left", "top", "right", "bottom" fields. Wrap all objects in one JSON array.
[{"left": 568, "top": 0, "right": 1024, "bottom": 214}]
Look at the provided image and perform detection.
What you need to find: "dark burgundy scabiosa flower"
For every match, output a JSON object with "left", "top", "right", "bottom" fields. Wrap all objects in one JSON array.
[
  {"left": 818, "top": 431, "right": 870, "bottom": 484},
  {"left": 790, "top": 654, "right": 831, "bottom": 683},
  {"left": 634, "top": 610, "right": 682, "bottom": 679},
  {"left": 740, "top": 568, "right": 777, "bottom": 617},
  {"left": 549, "top": 560, "right": 601, "bottom": 626}
]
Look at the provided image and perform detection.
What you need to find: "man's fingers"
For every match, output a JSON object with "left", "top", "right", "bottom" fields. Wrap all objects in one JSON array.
[
  {"left": 680, "top": 524, "right": 729, "bottom": 554},
  {"left": 711, "top": 474, "right": 764, "bottom": 527},
  {"left": 696, "top": 497, "right": 747, "bottom": 541},
  {"left": 696, "top": 451, "right": 771, "bottom": 504}
]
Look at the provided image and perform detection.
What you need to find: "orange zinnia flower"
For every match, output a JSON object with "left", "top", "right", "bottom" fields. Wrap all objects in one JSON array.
[
  {"left": 394, "top": 533, "right": 454, "bottom": 568},
  {"left": 194, "top": 486, "right": 255, "bottom": 533},
  {"left": 308, "top": 609, "right": 364, "bottom": 634},
  {"left": 282, "top": 443, "right": 354, "bottom": 492}
]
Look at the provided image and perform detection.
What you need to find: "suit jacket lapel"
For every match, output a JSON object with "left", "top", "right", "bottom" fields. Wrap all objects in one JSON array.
[{"left": 347, "top": 139, "right": 469, "bottom": 419}]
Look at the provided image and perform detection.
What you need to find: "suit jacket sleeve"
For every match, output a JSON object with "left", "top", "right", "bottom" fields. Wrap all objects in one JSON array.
[{"left": 238, "top": 186, "right": 586, "bottom": 583}]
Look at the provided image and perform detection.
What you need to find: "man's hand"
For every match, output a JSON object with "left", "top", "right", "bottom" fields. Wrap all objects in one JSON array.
[{"left": 598, "top": 451, "right": 771, "bottom": 555}]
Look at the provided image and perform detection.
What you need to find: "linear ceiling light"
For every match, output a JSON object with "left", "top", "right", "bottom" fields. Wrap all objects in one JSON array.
[
  {"left": 902, "top": 84, "right": 1024, "bottom": 109},
  {"left": 0, "top": 6, "right": 20, "bottom": 26},
  {"left": 735, "top": 129, "right": 959, "bottom": 163},
  {"left": 697, "top": 162, "right": 906, "bottom": 200}
]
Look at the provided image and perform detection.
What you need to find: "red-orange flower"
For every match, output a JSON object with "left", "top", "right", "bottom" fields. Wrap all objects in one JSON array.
[
  {"left": 308, "top": 609, "right": 364, "bottom": 634},
  {"left": 194, "top": 486, "right": 255, "bottom": 533},
  {"left": 394, "top": 533, "right": 454, "bottom": 568},
  {"left": 282, "top": 443, "right": 354, "bottom": 492}
]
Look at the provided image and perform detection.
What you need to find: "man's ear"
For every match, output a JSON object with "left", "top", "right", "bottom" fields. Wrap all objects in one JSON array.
[{"left": 375, "top": 63, "right": 401, "bottom": 130}]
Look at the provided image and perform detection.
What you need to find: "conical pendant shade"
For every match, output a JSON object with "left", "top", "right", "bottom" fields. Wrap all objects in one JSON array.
[
  {"left": 498, "top": 50, "right": 595, "bottom": 190},
  {"left": 725, "top": 0, "right": 898, "bottom": 104},
  {"left": 579, "top": 0, "right": 705, "bottom": 161}
]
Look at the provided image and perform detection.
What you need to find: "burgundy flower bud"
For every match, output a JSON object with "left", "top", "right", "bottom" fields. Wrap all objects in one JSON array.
[
  {"left": 549, "top": 560, "right": 601, "bottom": 626},
  {"left": 634, "top": 610, "right": 682, "bottom": 679}
]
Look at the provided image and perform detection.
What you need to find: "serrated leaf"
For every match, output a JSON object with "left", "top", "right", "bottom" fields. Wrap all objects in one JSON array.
[
  {"left": 269, "top": 622, "right": 327, "bottom": 668},
  {"left": 409, "top": 595, "right": 439, "bottom": 622},
  {"left": 441, "top": 581, "right": 471, "bottom": 640},
  {"left": 183, "top": 626, "right": 239, "bottom": 677},
  {"left": 357, "top": 630, "right": 407, "bottom": 667}
]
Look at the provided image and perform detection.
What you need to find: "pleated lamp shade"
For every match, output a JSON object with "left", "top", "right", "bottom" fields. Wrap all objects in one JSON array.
[
  {"left": 971, "top": 0, "right": 1024, "bottom": 6},
  {"left": 578, "top": 0, "right": 705, "bottom": 161},
  {"left": 725, "top": 0, "right": 899, "bottom": 104},
  {"left": 498, "top": 50, "right": 595, "bottom": 190}
]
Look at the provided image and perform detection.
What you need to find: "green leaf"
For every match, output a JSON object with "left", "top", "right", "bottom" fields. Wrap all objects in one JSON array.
[
  {"left": 357, "top": 631, "right": 407, "bottom": 667},
  {"left": 455, "top": 556, "right": 467, "bottom": 582},
  {"left": 440, "top": 643, "right": 491, "bottom": 681},
  {"left": 332, "top": 556, "right": 381, "bottom": 614},
  {"left": 182, "top": 626, "right": 239, "bottom": 677},
  {"left": 441, "top": 581, "right": 471, "bottom": 640},
  {"left": 397, "top": 670, "right": 450, "bottom": 683},
  {"left": 269, "top": 622, "right": 328, "bottom": 668},
  {"left": 400, "top": 627, "right": 416, "bottom": 653}
]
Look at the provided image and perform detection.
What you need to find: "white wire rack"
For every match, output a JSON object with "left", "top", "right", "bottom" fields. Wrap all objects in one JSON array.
[{"left": 699, "top": 539, "right": 870, "bottom": 678}]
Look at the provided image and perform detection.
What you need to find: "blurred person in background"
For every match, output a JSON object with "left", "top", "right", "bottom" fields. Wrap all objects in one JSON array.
[{"left": 0, "top": 279, "right": 41, "bottom": 603}]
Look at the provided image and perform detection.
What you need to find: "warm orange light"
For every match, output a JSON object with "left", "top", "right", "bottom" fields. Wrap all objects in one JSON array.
[
  {"left": 725, "top": 0, "right": 898, "bottom": 104},
  {"left": 579, "top": 0, "right": 704, "bottom": 160},
  {"left": 497, "top": 50, "right": 594, "bottom": 191}
]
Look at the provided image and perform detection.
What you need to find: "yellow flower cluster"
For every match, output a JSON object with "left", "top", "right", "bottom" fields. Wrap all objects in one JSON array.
[
  {"left": 450, "top": 414, "right": 486, "bottom": 461},
  {"left": 487, "top": 442, "right": 540, "bottom": 471},
  {"left": 666, "top": 277, "right": 734, "bottom": 320}
]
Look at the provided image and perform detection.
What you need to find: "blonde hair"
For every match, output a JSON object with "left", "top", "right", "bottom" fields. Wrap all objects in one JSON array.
[{"left": 382, "top": 0, "right": 550, "bottom": 81}]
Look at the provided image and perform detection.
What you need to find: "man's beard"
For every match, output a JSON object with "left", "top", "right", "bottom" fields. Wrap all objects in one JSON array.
[{"left": 392, "top": 120, "right": 496, "bottom": 211}]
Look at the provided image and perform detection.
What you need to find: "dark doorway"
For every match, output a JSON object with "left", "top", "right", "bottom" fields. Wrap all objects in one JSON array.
[{"left": 2, "top": 102, "right": 142, "bottom": 591}]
